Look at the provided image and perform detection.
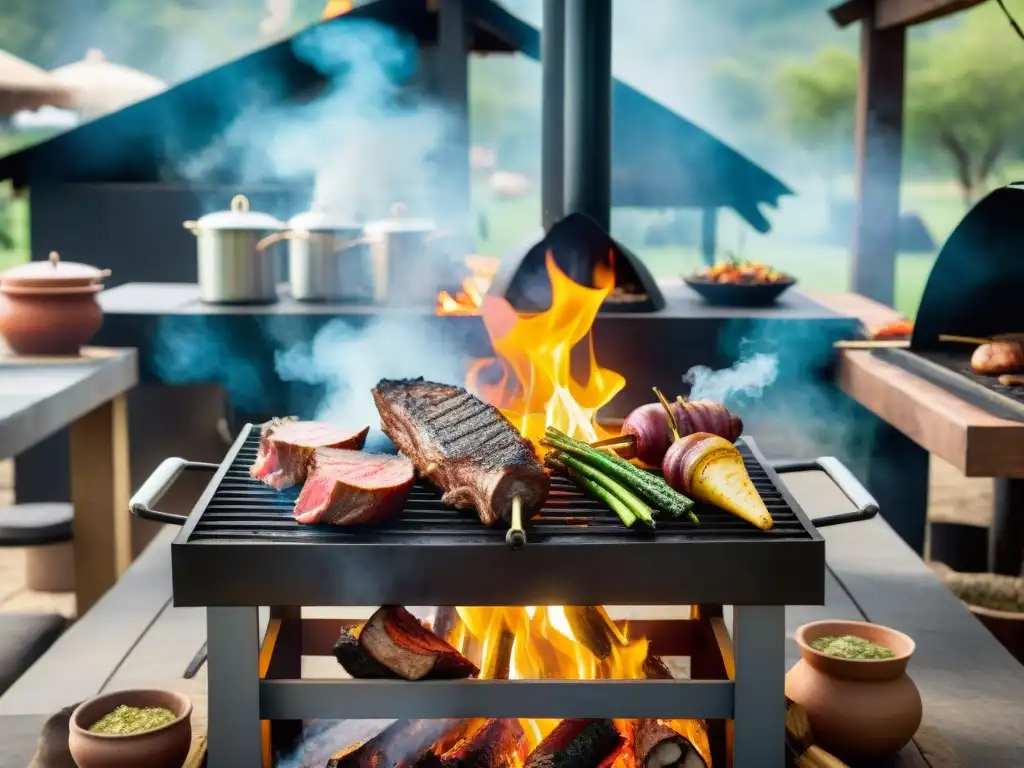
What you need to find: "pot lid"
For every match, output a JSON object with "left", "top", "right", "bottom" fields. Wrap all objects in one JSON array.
[
  {"left": 192, "top": 195, "right": 285, "bottom": 230},
  {"left": 0, "top": 251, "right": 110, "bottom": 288},
  {"left": 364, "top": 202, "right": 435, "bottom": 235},
  {"left": 288, "top": 208, "right": 361, "bottom": 231}
]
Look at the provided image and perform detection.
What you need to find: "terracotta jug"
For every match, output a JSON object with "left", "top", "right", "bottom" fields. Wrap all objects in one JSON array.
[
  {"left": 785, "top": 619, "right": 922, "bottom": 761},
  {"left": 0, "top": 251, "right": 110, "bottom": 355}
]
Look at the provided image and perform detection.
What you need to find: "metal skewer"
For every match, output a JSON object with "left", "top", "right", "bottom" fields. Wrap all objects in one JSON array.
[{"left": 505, "top": 495, "right": 526, "bottom": 549}]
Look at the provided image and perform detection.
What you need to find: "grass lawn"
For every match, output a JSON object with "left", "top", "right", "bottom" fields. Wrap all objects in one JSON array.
[{"left": 0, "top": 174, "right": 972, "bottom": 319}]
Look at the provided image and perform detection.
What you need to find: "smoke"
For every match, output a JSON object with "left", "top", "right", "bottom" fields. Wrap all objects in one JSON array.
[
  {"left": 683, "top": 353, "right": 779, "bottom": 405},
  {"left": 178, "top": 19, "right": 455, "bottom": 224},
  {"left": 274, "top": 317, "right": 469, "bottom": 439}
]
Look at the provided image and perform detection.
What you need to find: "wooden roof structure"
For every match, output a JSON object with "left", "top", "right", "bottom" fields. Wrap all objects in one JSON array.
[
  {"left": 0, "top": 0, "right": 789, "bottom": 231},
  {"left": 828, "top": 0, "right": 989, "bottom": 305}
]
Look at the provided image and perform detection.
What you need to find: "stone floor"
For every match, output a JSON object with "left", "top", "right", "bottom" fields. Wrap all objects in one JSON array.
[{"left": 0, "top": 453, "right": 996, "bottom": 622}]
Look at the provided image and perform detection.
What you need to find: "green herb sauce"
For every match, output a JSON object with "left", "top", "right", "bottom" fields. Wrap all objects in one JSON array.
[
  {"left": 810, "top": 634, "right": 895, "bottom": 660},
  {"left": 88, "top": 705, "right": 177, "bottom": 735}
]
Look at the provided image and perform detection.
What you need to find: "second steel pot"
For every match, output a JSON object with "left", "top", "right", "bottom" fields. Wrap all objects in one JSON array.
[
  {"left": 282, "top": 209, "right": 370, "bottom": 302},
  {"left": 364, "top": 205, "right": 440, "bottom": 305},
  {"left": 183, "top": 195, "right": 285, "bottom": 304}
]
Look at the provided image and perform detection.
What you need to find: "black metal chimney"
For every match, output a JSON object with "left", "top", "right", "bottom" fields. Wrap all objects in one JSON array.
[
  {"left": 541, "top": 0, "right": 565, "bottom": 231},
  {"left": 563, "top": 0, "right": 612, "bottom": 231}
]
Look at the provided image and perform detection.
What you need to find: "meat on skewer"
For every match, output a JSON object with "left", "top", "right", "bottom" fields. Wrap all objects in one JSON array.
[{"left": 373, "top": 378, "right": 550, "bottom": 527}]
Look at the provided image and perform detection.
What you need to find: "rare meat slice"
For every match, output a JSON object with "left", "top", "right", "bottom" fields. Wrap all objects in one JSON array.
[
  {"left": 293, "top": 449, "right": 414, "bottom": 525},
  {"left": 250, "top": 418, "right": 369, "bottom": 490},
  {"left": 359, "top": 605, "right": 478, "bottom": 680},
  {"left": 373, "top": 378, "right": 549, "bottom": 525}
]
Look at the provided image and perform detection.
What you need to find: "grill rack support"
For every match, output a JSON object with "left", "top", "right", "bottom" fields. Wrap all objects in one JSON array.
[{"left": 204, "top": 605, "right": 786, "bottom": 768}]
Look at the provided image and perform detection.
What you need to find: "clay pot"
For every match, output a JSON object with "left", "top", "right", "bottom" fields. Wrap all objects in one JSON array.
[
  {"left": 785, "top": 619, "right": 922, "bottom": 761},
  {"left": 969, "top": 604, "right": 1024, "bottom": 664},
  {"left": 0, "top": 251, "right": 109, "bottom": 355},
  {"left": 68, "top": 688, "right": 192, "bottom": 768}
]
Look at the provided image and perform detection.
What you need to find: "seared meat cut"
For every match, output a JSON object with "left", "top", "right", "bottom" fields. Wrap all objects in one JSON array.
[
  {"left": 358, "top": 605, "right": 479, "bottom": 680},
  {"left": 250, "top": 418, "right": 369, "bottom": 490},
  {"left": 293, "top": 449, "right": 414, "bottom": 526},
  {"left": 373, "top": 378, "right": 549, "bottom": 525}
]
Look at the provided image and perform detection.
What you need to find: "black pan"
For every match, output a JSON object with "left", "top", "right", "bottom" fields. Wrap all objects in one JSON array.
[{"left": 684, "top": 275, "right": 796, "bottom": 307}]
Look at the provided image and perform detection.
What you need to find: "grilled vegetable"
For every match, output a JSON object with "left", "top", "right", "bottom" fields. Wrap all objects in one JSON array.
[
  {"left": 542, "top": 428, "right": 697, "bottom": 522},
  {"left": 547, "top": 451, "right": 654, "bottom": 528},
  {"left": 673, "top": 397, "right": 743, "bottom": 443},
  {"left": 616, "top": 402, "right": 676, "bottom": 465},
  {"left": 662, "top": 433, "right": 773, "bottom": 530},
  {"left": 693, "top": 259, "right": 789, "bottom": 285}
]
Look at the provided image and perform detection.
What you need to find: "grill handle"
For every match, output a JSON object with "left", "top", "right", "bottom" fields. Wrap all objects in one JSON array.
[
  {"left": 770, "top": 456, "right": 879, "bottom": 528},
  {"left": 129, "top": 457, "right": 219, "bottom": 526}
]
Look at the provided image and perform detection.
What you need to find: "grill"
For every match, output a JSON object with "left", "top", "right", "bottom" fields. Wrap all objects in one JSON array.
[
  {"left": 131, "top": 423, "right": 880, "bottom": 768},
  {"left": 167, "top": 425, "right": 824, "bottom": 607},
  {"left": 873, "top": 347, "right": 1024, "bottom": 423}
]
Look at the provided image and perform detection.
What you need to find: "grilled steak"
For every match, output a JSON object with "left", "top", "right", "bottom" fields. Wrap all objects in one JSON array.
[
  {"left": 373, "top": 378, "right": 549, "bottom": 525},
  {"left": 293, "top": 449, "right": 414, "bottom": 525},
  {"left": 250, "top": 419, "right": 369, "bottom": 490}
]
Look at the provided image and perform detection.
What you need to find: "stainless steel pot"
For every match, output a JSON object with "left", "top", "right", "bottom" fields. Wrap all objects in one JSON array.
[
  {"left": 364, "top": 206, "right": 442, "bottom": 305},
  {"left": 282, "top": 209, "right": 370, "bottom": 302},
  {"left": 183, "top": 195, "right": 285, "bottom": 304}
]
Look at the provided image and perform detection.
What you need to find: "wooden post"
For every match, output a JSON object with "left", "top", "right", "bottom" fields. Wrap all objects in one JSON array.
[
  {"left": 851, "top": 13, "right": 907, "bottom": 306},
  {"left": 436, "top": 0, "right": 472, "bottom": 255},
  {"left": 68, "top": 394, "right": 132, "bottom": 615}
]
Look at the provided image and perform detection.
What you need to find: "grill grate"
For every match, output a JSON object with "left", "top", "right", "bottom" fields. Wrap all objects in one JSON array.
[{"left": 188, "top": 429, "right": 813, "bottom": 544}]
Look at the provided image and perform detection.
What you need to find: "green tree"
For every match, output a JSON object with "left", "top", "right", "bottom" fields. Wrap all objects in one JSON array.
[
  {"left": 905, "top": 6, "right": 1024, "bottom": 206},
  {"left": 775, "top": 46, "right": 859, "bottom": 193}
]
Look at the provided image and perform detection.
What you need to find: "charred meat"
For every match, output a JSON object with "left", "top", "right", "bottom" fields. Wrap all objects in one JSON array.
[
  {"left": 250, "top": 419, "right": 369, "bottom": 490},
  {"left": 971, "top": 340, "right": 1024, "bottom": 375},
  {"left": 293, "top": 449, "right": 414, "bottom": 526},
  {"left": 373, "top": 378, "right": 549, "bottom": 525}
]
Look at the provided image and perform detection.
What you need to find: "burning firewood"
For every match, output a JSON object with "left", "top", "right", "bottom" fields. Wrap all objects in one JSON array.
[
  {"left": 431, "top": 607, "right": 462, "bottom": 643},
  {"left": 523, "top": 719, "right": 622, "bottom": 768},
  {"left": 332, "top": 627, "right": 398, "bottom": 679},
  {"left": 630, "top": 720, "right": 709, "bottom": 768},
  {"left": 481, "top": 624, "right": 516, "bottom": 680},
  {"left": 326, "top": 719, "right": 467, "bottom": 768},
  {"left": 561, "top": 605, "right": 672, "bottom": 682},
  {"left": 359, "top": 606, "right": 479, "bottom": 681},
  {"left": 417, "top": 720, "right": 528, "bottom": 768}
]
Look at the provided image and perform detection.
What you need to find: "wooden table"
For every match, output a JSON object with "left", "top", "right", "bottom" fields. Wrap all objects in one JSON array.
[
  {"left": 2, "top": 474, "right": 1020, "bottom": 767},
  {"left": 811, "top": 292, "right": 1024, "bottom": 572},
  {"left": 0, "top": 346, "right": 137, "bottom": 615}
]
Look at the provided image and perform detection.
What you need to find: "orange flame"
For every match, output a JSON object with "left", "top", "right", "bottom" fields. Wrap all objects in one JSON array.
[
  {"left": 452, "top": 605, "right": 650, "bottom": 757},
  {"left": 322, "top": 0, "right": 353, "bottom": 19},
  {"left": 436, "top": 255, "right": 501, "bottom": 316},
  {"left": 465, "top": 251, "right": 624, "bottom": 447}
]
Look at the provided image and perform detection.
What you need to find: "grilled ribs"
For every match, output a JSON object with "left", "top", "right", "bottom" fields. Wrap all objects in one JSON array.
[{"left": 373, "top": 378, "right": 549, "bottom": 525}]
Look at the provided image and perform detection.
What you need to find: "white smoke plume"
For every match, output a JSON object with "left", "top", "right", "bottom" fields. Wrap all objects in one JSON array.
[{"left": 683, "top": 352, "right": 779, "bottom": 404}]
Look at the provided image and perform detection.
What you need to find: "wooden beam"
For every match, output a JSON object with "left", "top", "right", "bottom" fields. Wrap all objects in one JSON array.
[
  {"left": 875, "top": 0, "right": 986, "bottom": 28},
  {"left": 829, "top": 0, "right": 984, "bottom": 28},
  {"left": 850, "top": 10, "right": 906, "bottom": 306}
]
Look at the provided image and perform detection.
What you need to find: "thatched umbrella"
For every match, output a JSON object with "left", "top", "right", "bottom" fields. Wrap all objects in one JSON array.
[
  {"left": 50, "top": 49, "right": 166, "bottom": 118},
  {"left": 0, "top": 49, "right": 71, "bottom": 115}
]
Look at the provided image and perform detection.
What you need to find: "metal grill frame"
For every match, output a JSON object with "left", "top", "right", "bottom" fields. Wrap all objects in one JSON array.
[{"left": 170, "top": 425, "right": 825, "bottom": 607}]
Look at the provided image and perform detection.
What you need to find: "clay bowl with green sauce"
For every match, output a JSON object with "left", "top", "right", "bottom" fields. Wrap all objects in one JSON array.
[
  {"left": 68, "top": 689, "right": 192, "bottom": 768},
  {"left": 786, "top": 620, "right": 922, "bottom": 761}
]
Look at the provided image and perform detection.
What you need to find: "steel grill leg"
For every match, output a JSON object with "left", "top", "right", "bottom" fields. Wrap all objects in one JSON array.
[
  {"left": 206, "top": 606, "right": 262, "bottom": 767},
  {"left": 731, "top": 605, "right": 786, "bottom": 767}
]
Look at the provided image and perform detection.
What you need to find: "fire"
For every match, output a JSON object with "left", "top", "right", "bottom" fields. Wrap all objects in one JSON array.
[
  {"left": 465, "top": 251, "right": 625, "bottom": 447},
  {"left": 451, "top": 605, "right": 651, "bottom": 757},
  {"left": 322, "top": 0, "right": 353, "bottom": 19},
  {"left": 436, "top": 254, "right": 501, "bottom": 315}
]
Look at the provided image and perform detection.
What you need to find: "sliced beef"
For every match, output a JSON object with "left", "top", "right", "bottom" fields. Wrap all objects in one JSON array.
[
  {"left": 250, "top": 418, "right": 369, "bottom": 490},
  {"left": 359, "top": 605, "right": 478, "bottom": 680},
  {"left": 373, "top": 378, "right": 549, "bottom": 525},
  {"left": 293, "top": 449, "right": 414, "bottom": 526}
]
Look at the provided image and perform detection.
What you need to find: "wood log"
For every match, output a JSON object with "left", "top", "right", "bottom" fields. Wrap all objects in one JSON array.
[
  {"left": 522, "top": 719, "right": 622, "bottom": 768},
  {"left": 431, "top": 607, "right": 462, "bottom": 642},
  {"left": 481, "top": 625, "right": 516, "bottom": 681},
  {"left": 326, "top": 719, "right": 468, "bottom": 768},
  {"left": 360, "top": 605, "right": 479, "bottom": 681},
  {"left": 631, "top": 720, "right": 707, "bottom": 768},
  {"left": 332, "top": 627, "right": 398, "bottom": 679},
  {"left": 785, "top": 701, "right": 848, "bottom": 768},
  {"left": 422, "top": 720, "right": 527, "bottom": 768},
  {"left": 562, "top": 606, "right": 623, "bottom": 659}
]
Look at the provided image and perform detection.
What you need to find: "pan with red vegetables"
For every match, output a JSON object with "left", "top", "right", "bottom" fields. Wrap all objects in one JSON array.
[{"left": 685, "top": 259, "right": 795, "bottom": 307}]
